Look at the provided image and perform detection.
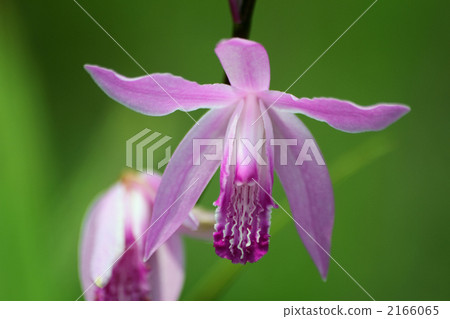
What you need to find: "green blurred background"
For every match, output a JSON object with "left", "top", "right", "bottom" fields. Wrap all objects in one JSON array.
[{"left": 0, "top": 0, "right": 448, "bottom": 300}]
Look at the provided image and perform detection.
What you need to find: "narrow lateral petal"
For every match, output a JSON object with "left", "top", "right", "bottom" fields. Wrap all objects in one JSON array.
[
  {"left": 260, "top": 99, "right": 275, "bottom": 194},
  {"left": 262, "top": 91, "right": 410, "bottom": 133},
  {"left": 215, "top": 38, "right": 270, "bottom": 92},
  {"left": 85, "top": 65, "right": 238, "bottom": 115},
  {"left": 270, "top": 110, "right": 334, "bottom": 279},
  {"left": 144, "top": 108, "right": 234, "bottom": 260},
  {"left": 149, "top": 234, "right": 184, "bottom": 301}
]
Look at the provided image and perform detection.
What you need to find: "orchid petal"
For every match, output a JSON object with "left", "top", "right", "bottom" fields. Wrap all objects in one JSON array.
[
  {"left": 79, "top": 199, "right": 98, "bottom": 300},
  {"left": 215, "top": 38, "right": 270, "bottom": 92},
  {"left": 260, "top": 99, "right": 275, "bottom": 195},
  {"left": 85, "top": 65, "right": 238, "bottom": 116},
  {"left": 149, "top": 234, "right": 184, "bottom": 301},
  {"left": 80, "top": 184, "right": 126, "bottom": 289},
  {"left": 125, "top": 187, "right": 151, "bottom": 253},
  {"left": 216, "top": 101, "right": 243, "bottom": 206},
  {"left": 270, "top": 110, "right": 334, "bottom": 279},
  {"left": 144, "top": 108, "right": 234, "bottom": 260},
  {"left": 262, "top": 91, "right": 410, "bottom": 133}
]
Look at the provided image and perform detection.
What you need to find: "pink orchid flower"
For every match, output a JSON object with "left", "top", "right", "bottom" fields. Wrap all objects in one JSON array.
[
  {"left": 79, "top": 172, "right": 211, "bottom": 300},
  {"left": 85, "top": 38, "right": 409, "bottom": 279}
]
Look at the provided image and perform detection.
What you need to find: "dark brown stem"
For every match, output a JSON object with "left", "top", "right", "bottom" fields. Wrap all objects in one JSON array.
[
  {"left": 231, "top": 0, "right": 256, "bottom": 39},
  {"left": 223, "top": 0, "right": 257, "bottom": 84}
]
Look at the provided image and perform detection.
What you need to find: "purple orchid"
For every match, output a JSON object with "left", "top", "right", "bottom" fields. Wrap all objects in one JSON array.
[
  {"left": 79, "top": 172, "right": 212, "bottom": 300},
  {"left": 85, "top": 38, "right": 409, "bottom": 279}
]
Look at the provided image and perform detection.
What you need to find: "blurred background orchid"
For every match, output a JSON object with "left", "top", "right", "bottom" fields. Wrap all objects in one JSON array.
[{"left": 79, "top": 172, "right": 214, "bottom": 301}]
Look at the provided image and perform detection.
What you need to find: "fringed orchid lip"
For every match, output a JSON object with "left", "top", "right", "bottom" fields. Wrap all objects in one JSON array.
[
  {"left": 213, "top": 94, "right": 274, "bottom": 264},
  {"left": 214, "top": 182, "right": 273, "bottom": 264},
  {"left": 86, "top": 38, "right": 410, "bottom": 279}
]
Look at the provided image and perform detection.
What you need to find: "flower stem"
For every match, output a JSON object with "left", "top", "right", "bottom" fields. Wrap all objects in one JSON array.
[
  {"left": 223, "top": 0, "right": 257, "bottom": 84},
  {"left": 231, "top": 0, "right": 257, "bottom": 39}
]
